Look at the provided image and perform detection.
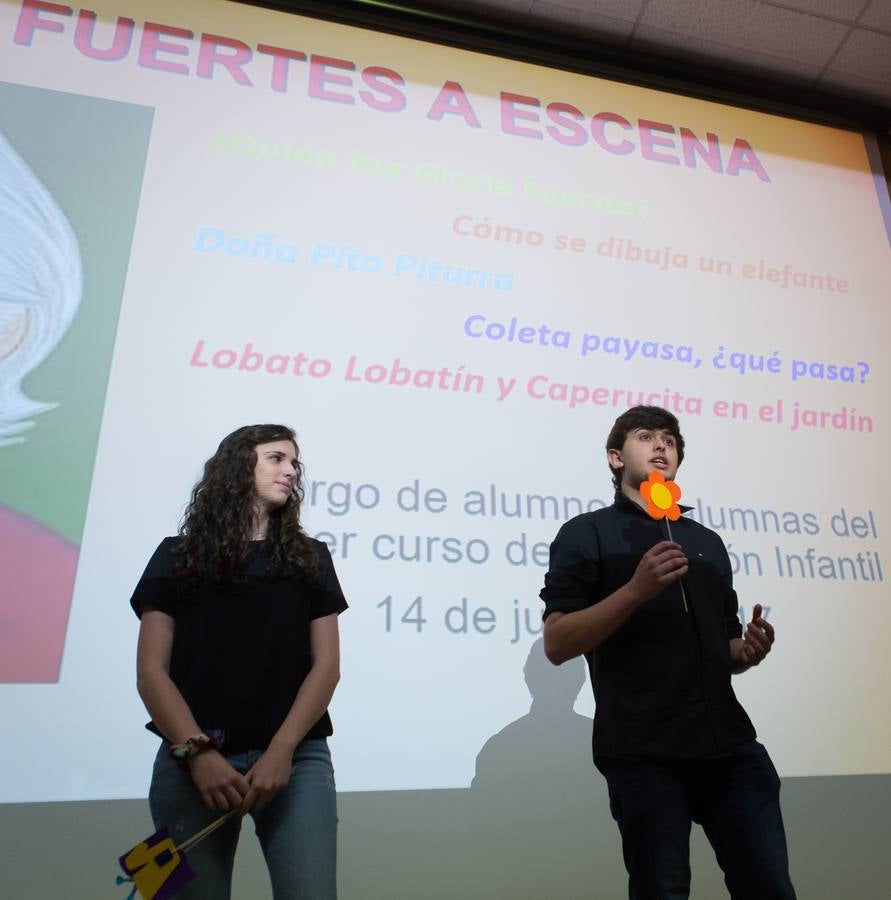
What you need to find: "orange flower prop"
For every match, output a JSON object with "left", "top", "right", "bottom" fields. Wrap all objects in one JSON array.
[{"left": 639, "top": 471, "right": 682, "bottom": 521}]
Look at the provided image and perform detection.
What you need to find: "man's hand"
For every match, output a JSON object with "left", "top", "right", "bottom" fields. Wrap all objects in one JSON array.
[
  {"left": 732, "top": 603, "right": 775, "bottom": 670},
  {"left": 627, "top": 541, "right": 688, "bottom": 604},
  {"left": 240, "top": 743, "right": 295, "bottom": 814},
  {"left": 187, "top": 749, "right": 250, "bottom": 812}
]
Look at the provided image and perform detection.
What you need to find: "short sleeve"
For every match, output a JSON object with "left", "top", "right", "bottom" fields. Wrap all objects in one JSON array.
[
  {"left": 308, "top": 541, "right": 348, "bottom": 619},
  {"left": 539, "top": 516, "right": 600, "bottom": 620},
  {"left": 129, "top": 537, "right": 180, "bottom": 619}
]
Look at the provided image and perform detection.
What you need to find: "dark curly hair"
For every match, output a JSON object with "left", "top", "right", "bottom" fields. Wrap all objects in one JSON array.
[
  {"left": 606, "top": 406, "right": 686, "bottom": 492},
  {"left": 173, "top": 424, "right": 320, "bottom": 586}
]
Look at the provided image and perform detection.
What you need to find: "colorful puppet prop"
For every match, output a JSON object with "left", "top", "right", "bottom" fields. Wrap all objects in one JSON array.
[
  {"left": 117, "top": 810, "right": 237, "bottom": 899},
  {"left": 639, "top": 472, "right": 688, "bottom": 612},
  {"left": 117, "top": 827, "right": 194, "bottom": 900}
]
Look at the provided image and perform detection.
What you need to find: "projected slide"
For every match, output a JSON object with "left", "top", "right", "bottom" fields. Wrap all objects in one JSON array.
[
  {"left": 0, "top": 0, "right": 888, "bottom": 803},
  {"left": 0, "top": 80, "right": 153, "bottom": 684}
]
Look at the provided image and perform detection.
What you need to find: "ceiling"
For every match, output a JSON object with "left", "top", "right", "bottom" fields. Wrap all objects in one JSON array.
[
  {"left": 427, "top": 1, "right": 891, "bottom": 113},
  {"left": 246, "top": 0, "right": 891, "bottom": 133}
]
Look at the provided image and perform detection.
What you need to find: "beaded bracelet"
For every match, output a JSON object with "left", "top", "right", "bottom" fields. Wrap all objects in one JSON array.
[{"left": 169, "top": 732, "right": 217, "bottom": 764}]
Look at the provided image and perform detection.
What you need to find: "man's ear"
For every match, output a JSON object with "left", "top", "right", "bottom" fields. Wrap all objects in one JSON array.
[{"left": 607, "top": 448, "right": 623, "bottom": 473}]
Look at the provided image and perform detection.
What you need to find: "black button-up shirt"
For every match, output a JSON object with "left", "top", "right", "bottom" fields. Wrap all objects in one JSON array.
[{"left": 540, "top": 493, "right": 756, "bottom": 761}]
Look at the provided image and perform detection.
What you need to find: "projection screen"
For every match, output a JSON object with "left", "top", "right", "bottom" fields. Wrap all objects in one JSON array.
[{"left": 1, "top": 0, "right": 889, "bottom": 807}]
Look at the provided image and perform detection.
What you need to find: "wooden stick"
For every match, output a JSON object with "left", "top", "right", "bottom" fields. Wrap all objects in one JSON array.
[
  {"left": 177, "top": 809, "right": 239, "bottom": 854},
  {"left": 664, "top": 519, "right": 689, "bottom": 613}
]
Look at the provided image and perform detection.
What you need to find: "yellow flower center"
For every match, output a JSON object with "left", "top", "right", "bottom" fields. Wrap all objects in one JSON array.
[{"left": 650, "top": 482, "right": 673, "bottom": 510}]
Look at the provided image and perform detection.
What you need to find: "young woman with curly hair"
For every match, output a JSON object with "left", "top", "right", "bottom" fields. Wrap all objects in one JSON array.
[{"left": 131, "top": 424, "right": 347, "bottom": 899}]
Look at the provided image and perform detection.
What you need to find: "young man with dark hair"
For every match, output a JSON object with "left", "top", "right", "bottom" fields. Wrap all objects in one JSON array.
[{"left": 541, "top": 406, "right": 796, "bottom": 899}]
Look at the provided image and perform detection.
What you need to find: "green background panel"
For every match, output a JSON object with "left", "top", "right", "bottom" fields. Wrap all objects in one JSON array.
[{"left": 0, "top": 81, "right": 153, "bottom": 542}]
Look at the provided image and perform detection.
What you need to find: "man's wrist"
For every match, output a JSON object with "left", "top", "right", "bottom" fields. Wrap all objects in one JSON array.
[
  {"left": 729, "top": 639, "right": 751, "bottom": 673},
  {"left": 622, "top": 581, "right": 648, "bottom": 607}
]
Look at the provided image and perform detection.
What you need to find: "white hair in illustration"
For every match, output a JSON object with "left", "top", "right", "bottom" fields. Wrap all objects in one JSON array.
[{"left": 0, "top": 132, "right": 83, "bottom": 447}]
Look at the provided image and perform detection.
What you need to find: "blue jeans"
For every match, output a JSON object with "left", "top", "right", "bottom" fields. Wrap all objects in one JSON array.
[
  {"left": 148, "top": 738, "right": 337, "bottom": 899},
  {"left": 598, "top": 741, "right": 796, "bottom": 900}
]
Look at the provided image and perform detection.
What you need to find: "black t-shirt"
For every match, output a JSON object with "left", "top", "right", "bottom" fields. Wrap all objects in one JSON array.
[
  {"left": 540, "top": 493, "right": 756, "bottom": 761},
  {"left": 131, "top": 536, "right": 348, "bottom": 751}
]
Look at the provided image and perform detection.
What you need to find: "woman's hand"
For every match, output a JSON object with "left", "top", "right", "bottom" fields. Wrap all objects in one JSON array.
[
  {"left": 240, "top": 743, "right": 295, "bottom": 813},
  {"left": 187, "top": 749, "right": 250, "bottom": 812}
]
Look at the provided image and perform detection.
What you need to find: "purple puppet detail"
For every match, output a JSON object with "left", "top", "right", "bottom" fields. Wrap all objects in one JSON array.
[{"left": 118, "top": 826, "right": 196, "bottom": 900}]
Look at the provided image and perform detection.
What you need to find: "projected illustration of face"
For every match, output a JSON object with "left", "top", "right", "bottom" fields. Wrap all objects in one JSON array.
[
  {"left": 253, "top": 440, "right": 298, "bottom": 511},
  {"left": 610, "top": 428, "right": 679, "bottom": 492},
  {"left": 0, "top": 132, "right": 83, "bottom": 447},
  {"left": 0, "top": 131, "right": 84, "bottom": 685}
]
